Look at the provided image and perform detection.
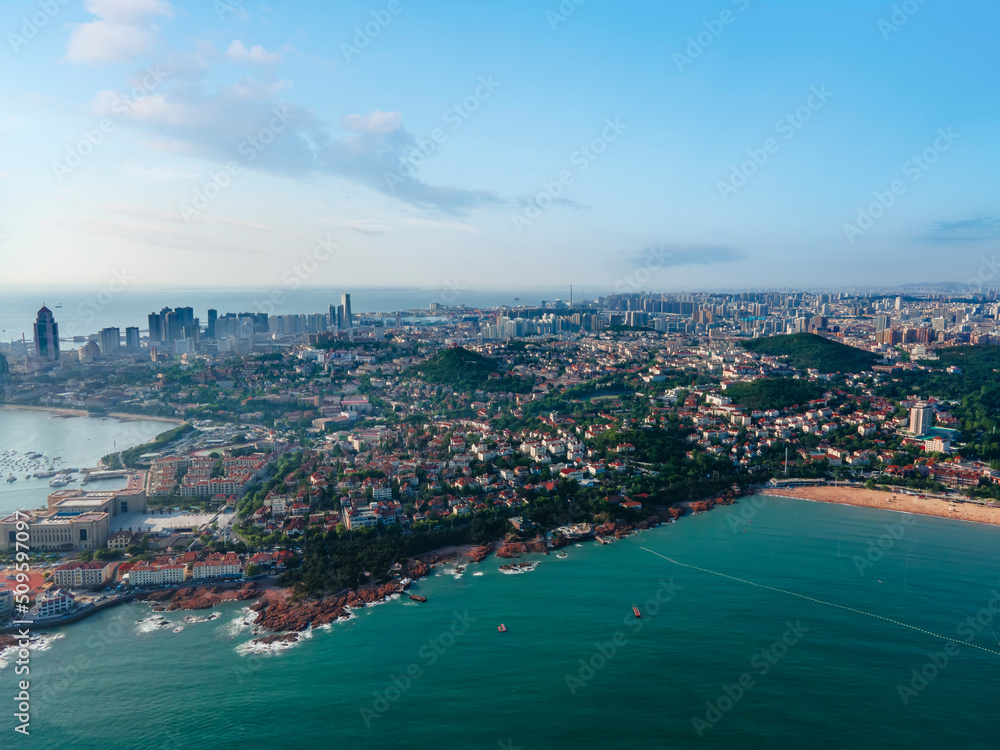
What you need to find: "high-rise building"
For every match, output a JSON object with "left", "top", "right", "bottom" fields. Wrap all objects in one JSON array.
[
  {"left": 207, "top": 309, "right": 217, "bottom": 339},
  {"left": 175, "top": 307, "right": 195, "bottom": 332},
  {"left": 165, "top": 311, "right": 181, "bottom": 343},
  {"left": 875, "top": 314, "right": 891, "bottom": 332},
  {"left": 148, "top": 312, "right": 163, "bottom": 343},
  {"left": 99, "top": 327, "right": 121, "bottom": 355},
  {"left": 125, "top": 327, "right": 141, "bottom": 351},
  {"left": 910, "top": 402, "right": 933, "bottom": 436},
  {"left": 341, "top": 293, "right": 353, "bottom": 329},
  {"left": 33, "top": 305, "right": 59, "bottom": 361}
]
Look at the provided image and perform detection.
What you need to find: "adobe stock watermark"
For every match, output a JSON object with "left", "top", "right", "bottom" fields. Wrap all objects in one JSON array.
[
  {"left": 896, "top": 578, "right": 1000, "bottom": 705},
  {"left": 966, "top": 254, "right": 1000, "bottom": 292},
  {"left": 340, "top": 0, "right": 405, "bottom": 64},
  {"left": 692, "top": 620, "right": 809, "bottom": 736},
  {"left": 359, "top": 609, "right": 476, "bottom": 727},
  {"left": 52, "top": 65, "right": 169, "bottom": 183},
  {"left": 253, "top": 236, "right": 340, "bottom": 317},
  {"left": 716, "top": 85, "right": 834, "bottom": 201},
  {"left": 673, "top": 0, "right": 752, "bottom": 73},
  {"left": 878, "top": 0, "right": 931, "bottom": 41},
  {"left": 852, "top": 514, "right": 916, "bottom": 576},
  {"left": 565, "top": 578, "right": 682, "bottom": 695},
  {"left": 178, "top": 106, "right": 295, "bottom": 222},
  {"left": 61, "top": 270, "right": 135, "bottom": 340},
  {"left": 547, "top": 0, "right": 586, "bottom": 31},
  {"left": 214, "top": 0, "right": 247, "bottom": 21},
  {"left": 431, "top": 278, "right": 465, "bottom": 308},
  {"left": 843, "top": 127, "right": 959, "bottom": 243},
  {"left": 723, "top": 494, "right": 768, "bottom": 533},
  {"left": 384, "top": 76, "right": 501, "bottom": 192},
  {"left": 510, "top": 117, "right": 627, "bottom": 234},
  {"left": 7, "top": 0, "right": 72, "bottom": 53}
]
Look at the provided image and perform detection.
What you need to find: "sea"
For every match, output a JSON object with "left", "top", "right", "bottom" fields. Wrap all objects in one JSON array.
[
  {"left": 2, "top": 411, "right": 1000, "bottom": 748},
  {"left": 0, "top": 289, "right": 594, "bottom": 343}
]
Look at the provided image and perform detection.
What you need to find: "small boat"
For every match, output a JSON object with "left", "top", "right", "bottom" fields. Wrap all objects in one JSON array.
[
  {"left": 7, "top": 475, "right": 16, "bottom": 483},
  {"left": 632, "top": 604, "right": 641, "bottom": 618},
  {"left": 498, "top": 624, "right": 507, "bottom": 632},
  {"left": 556, "top": 552, "right": 568, "bottom": 559},
  {"left": 409, "top": 595, "right": 426, "bottom": 603},
  {"left": 172, "top": 627, "right": 184, "bottom": 633}
]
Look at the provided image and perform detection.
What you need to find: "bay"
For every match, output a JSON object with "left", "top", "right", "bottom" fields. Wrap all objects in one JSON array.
[{"left": 2, "top": 491, "right": 999, "bottom": 748}]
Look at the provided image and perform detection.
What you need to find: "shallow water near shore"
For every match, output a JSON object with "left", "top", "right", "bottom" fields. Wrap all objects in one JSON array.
[{"left": 3, "top": 494, "right": 1000, "bottom": 748}]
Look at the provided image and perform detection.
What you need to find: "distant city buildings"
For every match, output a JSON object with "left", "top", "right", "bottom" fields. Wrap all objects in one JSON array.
[{"left": 33, "top": 305, "right": 59, "bottom": 362}]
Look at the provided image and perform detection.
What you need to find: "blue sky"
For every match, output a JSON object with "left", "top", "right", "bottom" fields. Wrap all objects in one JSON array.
[{"left": 1, "top": 0, "right": 998, "bottom": 293}]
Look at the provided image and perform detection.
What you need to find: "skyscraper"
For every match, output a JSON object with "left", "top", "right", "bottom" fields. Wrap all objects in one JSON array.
[
  {"left": 148, "top": 312, "right": 163, "bottom": 343},
  {"left": 33, "top": 305, "right": 59, "bottom": 361},
  {"left": 165, "top": 311, "right": 181, "bottom": 343},
  {"left": 910, "top": 402, "right": 933, "bottom": 436},
  {"left": 99, "top": 327, "right": 121, "bottom": 356},
  {"left": 125, "top": 327, "right": 141, "bottom": 351},
  {"left": 207, "top": 309, "right": 217, "bottom": 339},
  {"left": 341, "top": 293, "right": 353, "bottom": 329}
]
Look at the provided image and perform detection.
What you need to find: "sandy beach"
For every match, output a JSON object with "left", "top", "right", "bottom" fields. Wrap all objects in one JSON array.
[
  {"left": 2, "top": 404, "right": 90, "bottom": 417},
  {"left": 761, "top": 485, "right": 1000, "bottom": 527}
]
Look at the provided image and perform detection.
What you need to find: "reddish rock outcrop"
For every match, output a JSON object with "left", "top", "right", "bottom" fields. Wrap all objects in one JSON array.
[
  {"left": 464, "top": 544, "right": 492, "bottom": 563},
  {"left": 405, "top": 558, "right": 429, "bottom": 579},
  {"left": 251, "top": 581, "right": 402, "bottom": 632},
  {"left": 141, "top": 583, "right": 262, "bottom": 611},
  {"left": 495, "top": 539, "right": 547, "bottom": 558}
]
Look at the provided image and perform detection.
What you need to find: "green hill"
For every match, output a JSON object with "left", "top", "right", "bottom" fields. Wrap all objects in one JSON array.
[
  {"left": 411, "top": 347, "right": 532, "bottom": 393},
  {"left": 741, "top": 333, "right": 879, "bottom": 373},
  {"left": 723, "top": 378, "right": 826, "bottom": 411}
]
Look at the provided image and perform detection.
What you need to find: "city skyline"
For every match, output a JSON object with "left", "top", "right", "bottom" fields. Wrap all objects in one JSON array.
[{"left": 1, "top": 0, "right": 999, "bottom": 292}]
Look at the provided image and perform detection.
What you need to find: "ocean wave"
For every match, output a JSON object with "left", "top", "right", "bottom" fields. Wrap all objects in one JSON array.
[
  {"left": 220, "top": 607, "right": 260, "bottom": 638},
  {"left": 135, "top": 614, "right": 172, "bottom": 635},
  {"left": 472, "top": 571, "right": 484, "bottom": 577},
  {"left": 0, "top": 632, "right": 66, "bottom": 671}
]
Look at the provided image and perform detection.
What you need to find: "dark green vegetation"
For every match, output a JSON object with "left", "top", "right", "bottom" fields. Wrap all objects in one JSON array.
[
  {"left": 104, "top": 423, "right": 196, "bottom": 469},
  {"left": 724, "top": 378, "right": 827, "bottom": 411},
  {"left": 878, "top": 346, "right": 1000, "bottom": 464},
  {"left": 410, "top": 346, "right": 532, "bottom": 393},
  {"left": 742, "top": 333, "right": 880, "bottom": 373},
  {"left": 280, "top": 518, "right": 511, "bottom": 595}
]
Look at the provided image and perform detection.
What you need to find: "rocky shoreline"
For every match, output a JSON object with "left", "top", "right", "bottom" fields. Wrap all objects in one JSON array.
[
  {"left": 129, "top": 490, "right": 745, "bottom": 647},
  {"left": 141, "top": 583, "right": 264, "bottom": 611}
]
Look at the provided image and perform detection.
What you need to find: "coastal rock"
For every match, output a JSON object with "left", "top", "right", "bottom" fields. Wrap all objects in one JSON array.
[
  {"left": 0, "top": 634, "right": 17, "bottom": 649},
  {"left": 405, "top": 558, "right": 430, "bottom": 579},
  {"left": 495, "top": 539, "right": 547, "bottom": 558},
  {"left": 142, "top": 583, "right": 262, "bottom": 611},
  {"left": 251, "top": 581, "right": 400, "bottom": 632},
  {"left": 464, "top": 544, "right": 492, "bottom": 563},
  {"left": 250, "top": 632, "right": 299, "bottom": 647}
]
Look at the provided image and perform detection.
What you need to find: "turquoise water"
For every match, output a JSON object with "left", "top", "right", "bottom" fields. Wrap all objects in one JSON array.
[
  {"left": 0, "top": 408, "right": 166, "bottom": 516},
  {"left": 3, "top": 494, "right": 1000, "bottom": 748}
]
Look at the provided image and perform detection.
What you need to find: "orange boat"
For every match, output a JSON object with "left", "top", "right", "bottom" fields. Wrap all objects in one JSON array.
[
  {"left": 409, "top": 595, "right": 426, "bottom": 603},
  {"left": 498, "top": 624, "right": 507, "bottom": 632},
  {"left": 632, "top": 604, "right": 641, "bottom": 618}
]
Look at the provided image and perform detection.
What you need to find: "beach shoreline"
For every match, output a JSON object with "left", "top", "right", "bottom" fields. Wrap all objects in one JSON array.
[
  {"left": 759, "top": 485, "right": 1000, "bottom": 527},
  {"left": 1, "top": 404, "right": 184, "bottom": 423}
]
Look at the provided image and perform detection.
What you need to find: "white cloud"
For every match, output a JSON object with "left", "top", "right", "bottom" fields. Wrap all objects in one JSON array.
[
  {"left": 227, "top": 40, "right": 283, "bottom": 65},
  {"left": 65, "top": 0, "right": 173, "bottom": 64},
  {"left": 341, "top": 110, "right": 402, "bottom": 135}
]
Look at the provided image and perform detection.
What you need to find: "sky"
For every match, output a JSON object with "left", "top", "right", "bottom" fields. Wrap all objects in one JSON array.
[{"left": 0, "top": 0, "right": 998, "bottom": 294}]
